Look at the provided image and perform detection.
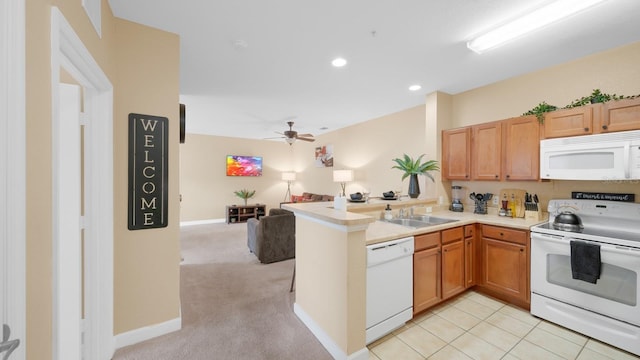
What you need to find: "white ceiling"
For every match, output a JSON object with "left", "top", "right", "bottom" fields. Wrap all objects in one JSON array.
[{"left": 108, "top": 0, "right": 640, "bottom": 141}]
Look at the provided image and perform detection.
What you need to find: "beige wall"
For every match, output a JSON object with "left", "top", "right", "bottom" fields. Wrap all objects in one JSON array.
[
  {"left": 181, "top": 105, "right": 440, "bottom": 221},
  {"left": 26, "top": 0, "right": 180, "bottom": 357},
  {"left": 113, "top": 19, "right": 181, "bottom": 335}
]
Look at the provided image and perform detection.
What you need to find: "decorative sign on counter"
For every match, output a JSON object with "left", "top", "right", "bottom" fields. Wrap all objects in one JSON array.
[
  {"left": 571, "top": 192, "right": 635, "bottom": 202},
  {"left": 128, "top": 113, "right": 168, "bottom": 230}
]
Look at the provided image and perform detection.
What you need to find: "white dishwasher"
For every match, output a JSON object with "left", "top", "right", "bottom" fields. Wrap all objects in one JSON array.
[{"left": 366, "top": 236, "right": 414, "bottom": 344}]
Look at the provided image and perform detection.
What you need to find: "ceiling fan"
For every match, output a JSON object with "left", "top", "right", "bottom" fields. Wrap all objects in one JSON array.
[{"left": 273, "top": 121, "right": 315, "bottom": 145}]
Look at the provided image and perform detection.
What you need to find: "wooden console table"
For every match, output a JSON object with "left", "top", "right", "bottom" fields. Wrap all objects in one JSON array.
[{"left": 226, "top": 204, "right": 266, "bottom": 224}]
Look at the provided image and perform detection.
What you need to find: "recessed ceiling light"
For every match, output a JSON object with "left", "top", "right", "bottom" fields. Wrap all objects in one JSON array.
[
  {"left": 409, "top": 85, "right": 422, "bottom": 91},
  {"left": 331, "top": 58, "right": 347, "bottom": 67}
]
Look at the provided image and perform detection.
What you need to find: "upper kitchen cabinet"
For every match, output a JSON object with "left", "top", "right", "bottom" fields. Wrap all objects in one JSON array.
[
  {"left": 442, "top": 127, "right": 471, "bottom": 180},
  {"left": 542, "top": 105, "right": 596, "bottom": 139},
  {"left": 471, "top": 121, "right": 502, "bottom": 180},
  {"left": 503, "top": 116, "right": 540, "bottom": 181},
  {"left": 598, "top": 97, "right": 640, "bottom": 133}
]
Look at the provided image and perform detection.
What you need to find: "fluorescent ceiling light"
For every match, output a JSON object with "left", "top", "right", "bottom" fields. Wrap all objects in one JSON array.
[
  {"left": 409, "top": 85, "right": 422, "bottom": 91},
  {"left": 331, "top": 57, "right": 347, "bottom": 67},
  {"left": 467, "top": 0, "right": 608, "bottom": 54}
]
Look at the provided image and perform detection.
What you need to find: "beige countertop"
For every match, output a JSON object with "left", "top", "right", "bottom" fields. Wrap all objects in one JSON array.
[{"left": 283, "top": 199, "right": 548, "bottom": 245}]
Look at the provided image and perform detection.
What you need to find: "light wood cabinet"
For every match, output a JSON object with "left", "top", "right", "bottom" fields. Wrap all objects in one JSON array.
[
  {"left": 503, "top": 116, "right": 540, "bottom": 181},
  {"left": 442, "top": 127, "right": 471, "bottom": 180},
  {"left": 542, "top": 105, "right": 595, "bottom": 138},
  {"left": 413, "top": 232, "right": 441, "bottom": 314},
  {"left": 598, "top": 97, "right": 640, "bottom": 133},
  {"left": 442, "top": 227, "right": 465, "bottom": 300},
  {"left": 464, "top": 225, "right": 476, "bottom": 288},
  {"left": 472, "top": 122, "right": 502, "bottom": 180},
  {"left": 479, "top": 225, "right": 529, "bottom": 308}
]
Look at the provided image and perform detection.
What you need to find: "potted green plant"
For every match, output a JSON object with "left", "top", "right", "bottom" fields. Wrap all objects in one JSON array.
[
  {"left": 234, "top": 189, "right": 256, "bottom": 206},
  {"left": 391, "top": 154, "right": 439, "bottom": 199}
]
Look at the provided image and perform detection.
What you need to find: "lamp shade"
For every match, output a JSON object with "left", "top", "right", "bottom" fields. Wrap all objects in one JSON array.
[
  {"left": 333, "top": 169, "right": 353, "bottom": 182},
  {"left": 281, "top": 172, "right": 296, "bottom": 181}
]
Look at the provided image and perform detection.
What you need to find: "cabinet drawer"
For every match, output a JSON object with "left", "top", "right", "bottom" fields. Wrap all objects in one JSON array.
[
  {"left": 482, "top": 225, "right": 527, "bottom": 245},
  {"left": 415, "top": 232, "right": 440, "bottom": 251},
  {"left": 464, "top": 224, "right": 475, "bottom": 238},
  {"left": 442, "top": 226, "right": 463, "bottom": 244}
]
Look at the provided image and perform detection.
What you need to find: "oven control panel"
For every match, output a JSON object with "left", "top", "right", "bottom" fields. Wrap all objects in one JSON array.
[{"left": 547, "top": 199, "right": 640, "bottom": 226}]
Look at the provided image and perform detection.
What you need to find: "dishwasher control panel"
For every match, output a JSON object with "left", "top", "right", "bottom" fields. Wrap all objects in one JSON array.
[{"left": 366, "top": 236, "right": 414, "bottom": 267}]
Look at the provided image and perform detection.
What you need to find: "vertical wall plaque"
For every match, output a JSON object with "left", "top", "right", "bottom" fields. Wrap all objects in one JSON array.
[{"left": 128, "top": 113, "right": 169, "bottom": 230}]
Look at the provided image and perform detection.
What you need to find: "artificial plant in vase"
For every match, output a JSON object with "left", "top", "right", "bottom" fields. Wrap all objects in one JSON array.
[
  {"left": 234, "top": 189, "right": 256, "bottom": 206},
  {"left": 391, "top": 154, "right": 439, "bottom": 199}
]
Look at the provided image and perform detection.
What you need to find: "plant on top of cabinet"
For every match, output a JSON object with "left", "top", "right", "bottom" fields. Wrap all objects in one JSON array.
[
  {"left": 391, "top": 154, "right": 439, "bottom": 198},
  {"left": 522, "top": 101, "right": 558, "bottom": 124},
  {"left": 523, "top": 89, "right": 640, "bottom": 124},
  {"left": 234, "top": 188, "right": 256, "bottom": 206}
]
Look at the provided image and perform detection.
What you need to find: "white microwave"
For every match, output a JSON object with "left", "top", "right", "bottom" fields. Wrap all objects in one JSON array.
[{"left": 540, "top": 130, "right": 640, "bottom": 180}]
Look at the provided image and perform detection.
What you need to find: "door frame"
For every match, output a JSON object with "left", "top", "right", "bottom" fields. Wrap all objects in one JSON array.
[
  {"left": 51, "top": 7, "right": 114, "bottom": 359},
  {"left": 1, "top": 0, "right": 26, "bottom": 358}
]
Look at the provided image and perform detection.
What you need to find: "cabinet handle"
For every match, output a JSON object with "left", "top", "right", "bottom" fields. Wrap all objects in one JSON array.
[
  {"left": 505, "top": 174, "right": 510, "bottom": 179},
  {"left": 500, "top": 233, "right": 504, "bottom": 236},
  {"left": 584, "top": 127, "right": 589, "bottom": 132},
  {"left": 602, "top": 125, "right": 608, "bottom": 130},
  {"left": 495, "top": 175, "right": 499, "bottom": 178},
  {"left": 465, "top": 175, "right": 469, "bottom": 178},
  {"left": 520, "top": 248, "right": 524, "bottom": 252}
]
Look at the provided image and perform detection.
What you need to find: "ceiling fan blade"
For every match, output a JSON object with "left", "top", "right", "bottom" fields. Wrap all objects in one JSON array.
[
  {"left": 296, "top": 137, "right": 315, "bottom": 142},
  {"left": 264, "top": 136, "right": 285, "bottom": 139},
  {"left": 296, "top": 133, "right": 314, "bottom": 137}
]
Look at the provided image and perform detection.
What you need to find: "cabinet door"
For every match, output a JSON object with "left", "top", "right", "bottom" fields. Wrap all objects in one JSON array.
[
  {"left": 442, "top": 240, "right": 465, "bottom": 300},
  {"left": 472, "top": 121, "right": 502, "bottom": 180},
  {"left": 442, "top": 127, "right": 471, "bottom": 180},
  {"left": 464, "top": 225, "right": 476, "bottom": 288},
  {"left": 482, "top": 238, "right": 528, "bottom": 303},
  {"left": 413, "top": 247, "right": 441, "bottom": 314},
  {"left": 503, "top": 116, "right": 539, "bottom": 181},
  {"left": 599, "top": 97, "right": 640, "bottom": 133},
  {"left": 543, "top": 106, "right": 594, "bottom": 138}
]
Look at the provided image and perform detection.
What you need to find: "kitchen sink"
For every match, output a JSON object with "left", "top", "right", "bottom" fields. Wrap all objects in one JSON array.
[
  {"left": 383, "top": 216, "right": 458, "bottom": 228},
  {"left": 408, "top": 215, "right": 459, "bottom": 225}
]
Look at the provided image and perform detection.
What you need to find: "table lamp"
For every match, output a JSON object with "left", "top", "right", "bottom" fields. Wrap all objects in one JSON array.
[{"left": 332, "top": 169, "right": 353, "bottom": 197}]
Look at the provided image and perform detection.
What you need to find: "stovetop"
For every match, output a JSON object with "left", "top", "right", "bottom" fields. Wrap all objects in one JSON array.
[{"left": 531, "top": 199, "right": 640, "bottom": 247}]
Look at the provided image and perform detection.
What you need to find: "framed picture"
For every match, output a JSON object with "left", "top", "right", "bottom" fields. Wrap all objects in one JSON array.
[{"left": 315, "top": 144, "right": 333, "bottom": 167}]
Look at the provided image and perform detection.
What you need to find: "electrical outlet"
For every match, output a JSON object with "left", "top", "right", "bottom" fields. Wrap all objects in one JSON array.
[{"left": 492, "top": 197, "right": 499, "bottom": 205}]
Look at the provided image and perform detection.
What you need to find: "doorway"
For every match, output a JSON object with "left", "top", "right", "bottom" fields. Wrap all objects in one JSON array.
[{"left": 51, "top": 7, "right": 114, "bottom": 360}]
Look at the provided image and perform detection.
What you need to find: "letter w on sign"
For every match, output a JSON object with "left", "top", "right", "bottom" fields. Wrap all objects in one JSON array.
[{"left": 128, "top": 113, "right": 169, "bottom": 230}]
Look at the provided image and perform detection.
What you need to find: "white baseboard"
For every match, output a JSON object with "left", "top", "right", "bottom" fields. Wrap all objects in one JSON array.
[
  {"left": 180, "top": 218, "right": 225, "bottom": 227},
  {"left": 293, "top": 303, "right": 369, "bottom": 360},
  {"left": 114, "top": 316, "right": 182, "bottom": 350}
]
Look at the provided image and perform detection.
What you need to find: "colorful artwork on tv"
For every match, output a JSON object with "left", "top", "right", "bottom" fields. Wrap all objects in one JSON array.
[{"left": 226, "top": 155, "right": 263, "bottom": 176}]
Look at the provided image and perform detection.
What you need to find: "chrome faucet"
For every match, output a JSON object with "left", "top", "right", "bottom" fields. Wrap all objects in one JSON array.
[{"left": 399, "top": 208, "right": 405, "bottom": 218}]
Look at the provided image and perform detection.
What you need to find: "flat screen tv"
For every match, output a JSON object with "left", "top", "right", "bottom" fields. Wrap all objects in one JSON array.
[{"left": 226, "top": 155, "right": 263, "bottom": 176}]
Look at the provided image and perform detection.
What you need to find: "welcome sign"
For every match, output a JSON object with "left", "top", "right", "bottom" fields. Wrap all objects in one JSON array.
[{"left": 128, "top": 113, "right": 169, "bottom": 230}]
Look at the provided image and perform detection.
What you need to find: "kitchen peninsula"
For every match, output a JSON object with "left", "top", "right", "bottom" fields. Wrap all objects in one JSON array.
[{"left": 283, "top": 199, "right": 545, "bottom": 360}]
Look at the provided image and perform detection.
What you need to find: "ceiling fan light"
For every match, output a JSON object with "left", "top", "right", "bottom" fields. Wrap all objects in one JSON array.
[{"left": 285, "top": 137, "right": 296, "bottom": 144}]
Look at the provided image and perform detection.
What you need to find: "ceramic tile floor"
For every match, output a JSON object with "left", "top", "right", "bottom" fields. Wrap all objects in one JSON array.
[{"left": 367, "top": 291, "right": 640, "bottom": 360}]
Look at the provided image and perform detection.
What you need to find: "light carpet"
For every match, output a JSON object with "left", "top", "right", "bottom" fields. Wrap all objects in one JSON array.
[{"left": 113, "top": 222, "right": 332, "bottom": 360}]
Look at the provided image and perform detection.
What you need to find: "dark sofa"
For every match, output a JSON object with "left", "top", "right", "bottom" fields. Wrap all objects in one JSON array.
[{"left": 247, "top": 208, "right": 295, "bottom": 264}]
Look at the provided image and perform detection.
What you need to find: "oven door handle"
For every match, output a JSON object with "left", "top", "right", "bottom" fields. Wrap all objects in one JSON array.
[
  {"left": 624, "top": 142, "right": 630, "bottom": 179},
  {"left": 533, "top": 233, "right": 640, "bottom": 255}
]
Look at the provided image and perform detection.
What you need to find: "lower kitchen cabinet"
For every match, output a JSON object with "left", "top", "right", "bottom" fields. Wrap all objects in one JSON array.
[
  {"left": 479, "top": 225, "right": 530, "bottom": 308},
  {"left": 441, "top": 227, "right": 465, "bottom": 300},
  {"left": 464, "top": 224, "right": 477, "bottom": 288},
  {"left": 413, "top": 232, "right": 441, "bottom": 314}
]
